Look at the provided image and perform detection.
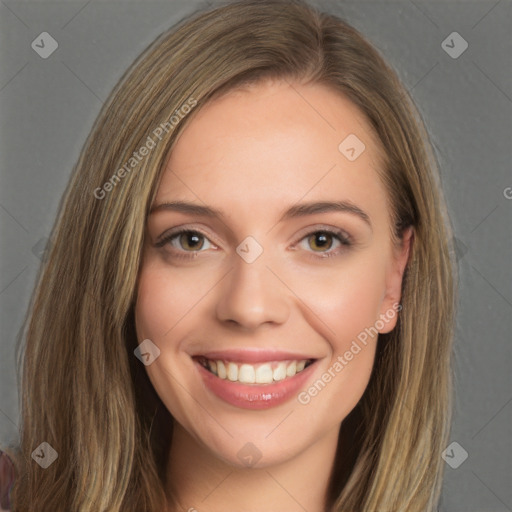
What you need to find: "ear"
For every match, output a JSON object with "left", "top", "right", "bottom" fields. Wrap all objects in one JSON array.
[{"left": 378, "top": 226, "right": 413, "bottom": 333}]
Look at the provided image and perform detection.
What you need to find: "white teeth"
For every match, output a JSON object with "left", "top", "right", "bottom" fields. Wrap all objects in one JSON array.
[
  {"left": 238, "top": 364, "right": 256, "bottom": 383},
  {"left": 273, "top": 362, "right": 287, "bottom": 381},
  {"left": 255, "top": 364, "right": 274, "bottom": 384},
  {"left": 286, "top": 361, "right": 297, "bottom": 377},
  {"left": 217, "top": 361, "right": 227, "bottom": 379},
  {"left": 200, "top": 357, "right": 311, "bottom": 384},
  {"left": 227, "top": 362, "right": 238, "bottom": 381}
]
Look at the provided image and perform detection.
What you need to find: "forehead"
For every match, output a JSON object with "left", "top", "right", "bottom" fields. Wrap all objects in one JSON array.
[{"left": 157, "top": 80, "right": 388, "bottom": 224}]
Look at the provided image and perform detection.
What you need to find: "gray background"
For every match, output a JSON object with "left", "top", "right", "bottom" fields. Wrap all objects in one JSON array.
[{"left": 0, "top": 1, "right": 511, "bottom": 510}]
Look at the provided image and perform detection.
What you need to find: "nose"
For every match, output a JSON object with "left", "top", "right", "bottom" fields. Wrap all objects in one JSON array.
[{"left": 215, "top": 255, "right": 290, "bottom": 330}]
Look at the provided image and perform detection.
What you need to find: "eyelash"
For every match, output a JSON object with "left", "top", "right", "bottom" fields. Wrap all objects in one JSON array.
[{"left": 155, "top": 227, "right": 352, "bottom": 261}]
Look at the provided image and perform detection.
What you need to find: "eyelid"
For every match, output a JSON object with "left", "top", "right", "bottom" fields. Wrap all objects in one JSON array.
[
  {"left": 154, "top": 223, "right": 353, "bottom": 257},
  {"left": 292, "top": 224, "right": 352, "bottom": 245},
  {"left": 289, "top": 225, "right": 353, "bottom": 260},
  {"left": 154, "top": 224, "right": 220, "bottom": 249}
]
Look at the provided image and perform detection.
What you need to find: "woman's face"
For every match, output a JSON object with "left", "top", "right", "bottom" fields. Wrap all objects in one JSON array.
[{"left": 135, "top": 80, "right": 410, "bottom": 468}]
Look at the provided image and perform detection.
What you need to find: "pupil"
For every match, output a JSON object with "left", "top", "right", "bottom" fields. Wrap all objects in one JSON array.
[
  {"left": 182, "top": 232, "right": 203, "bottom": 250},
  {"left": 310, "top": 232, "right": 332, "bottom": 251}
]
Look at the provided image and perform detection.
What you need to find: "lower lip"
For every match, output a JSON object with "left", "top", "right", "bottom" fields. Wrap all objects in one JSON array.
[{"left": 195, "top": 359, "right": 317, "bottom": 410}]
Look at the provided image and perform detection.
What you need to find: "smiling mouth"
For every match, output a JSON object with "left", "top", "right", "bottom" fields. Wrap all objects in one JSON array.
[{"left": 194, "top": 356, "right": 315, "bottom": 385}]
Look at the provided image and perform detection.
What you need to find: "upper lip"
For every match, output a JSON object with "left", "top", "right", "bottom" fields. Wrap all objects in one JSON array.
[{"left": 193, "top": 349, "right": 317, "bottom": 363}]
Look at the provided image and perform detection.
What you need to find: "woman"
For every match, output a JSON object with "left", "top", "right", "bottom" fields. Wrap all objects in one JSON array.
[{"left": 5, "top": 0, "right": 455, "bottom": 510}]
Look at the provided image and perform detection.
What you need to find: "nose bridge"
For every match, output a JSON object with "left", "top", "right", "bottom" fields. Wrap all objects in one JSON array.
[{"left": 215, "top": 248, "right": 289, "bottom": 329}]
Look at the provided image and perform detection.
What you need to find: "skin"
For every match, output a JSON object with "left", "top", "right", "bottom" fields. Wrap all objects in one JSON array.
[{"left": 135, "top": 80, "right": 412, "bottom": 512}]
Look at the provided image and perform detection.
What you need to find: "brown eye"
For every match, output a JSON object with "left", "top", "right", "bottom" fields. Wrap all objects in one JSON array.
[
  {"left": 155, "top": 229, "right": 215, "bottom": 252},
  {"left": 154, "top": 229, "right": 217, "bottom": 259},
  {"left": 178, "top": 232, "right": 205, "bottom": 251},
  {"left": 307, "top": 232, "right": 334, "bottom": 252},
  {"left": 296, "top": 229, "right": 351, "bottom": 258}
]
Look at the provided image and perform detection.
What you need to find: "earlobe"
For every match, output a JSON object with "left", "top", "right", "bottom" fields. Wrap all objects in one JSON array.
[{"left": 378, "top": 226, "right": 414, "bottom": 333}]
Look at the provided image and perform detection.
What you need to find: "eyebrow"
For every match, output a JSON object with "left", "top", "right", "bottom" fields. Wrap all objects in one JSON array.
[{"left": 150, "top": 200, "right": 371, "bottom": 227}]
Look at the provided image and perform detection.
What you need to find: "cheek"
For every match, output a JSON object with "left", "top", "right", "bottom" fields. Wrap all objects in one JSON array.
[
  {"left": 134, "top": 269, "right": 170, "bottom": 341},
  {"left": 134, "top": 264, "right": 201, "bottom": 425},
  {"left": 286, "top": 256, "right": 387, "bottom": 406},
  {"left": 287, "top": 255, "right": 388, "bottom": 342},
  {"left": 135, "top": 259, "right": 215, "bottom": 341}
]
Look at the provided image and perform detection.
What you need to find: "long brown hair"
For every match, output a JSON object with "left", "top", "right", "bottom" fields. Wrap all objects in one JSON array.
[{"left": 9, "top": 1, "right": 455, "bottom": 510}]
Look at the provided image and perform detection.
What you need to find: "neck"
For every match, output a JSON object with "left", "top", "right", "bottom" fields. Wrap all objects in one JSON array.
[{"left": 164, "top": 422, "right": 341, "bottom": 512}]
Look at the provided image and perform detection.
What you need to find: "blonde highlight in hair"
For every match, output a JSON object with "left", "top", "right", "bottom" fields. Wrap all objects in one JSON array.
[{"left": 10, "top": 1, "right": 455, "bottom": 510}]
